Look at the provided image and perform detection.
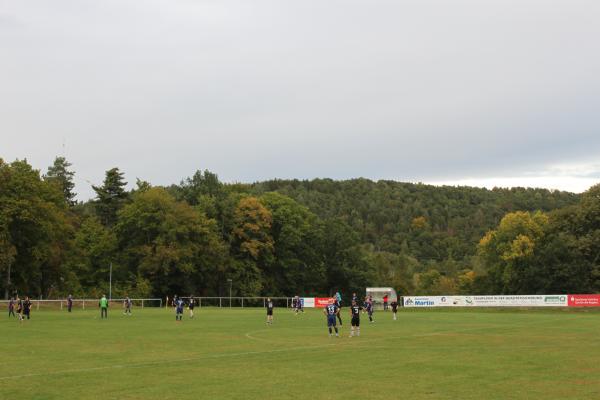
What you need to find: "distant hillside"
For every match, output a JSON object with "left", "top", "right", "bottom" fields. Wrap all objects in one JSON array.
[{"left": 249, "top": 179, "right": 579, "bottom": 263}]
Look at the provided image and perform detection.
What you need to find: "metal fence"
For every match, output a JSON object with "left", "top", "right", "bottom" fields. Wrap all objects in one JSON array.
[
  {"left": 0, "top": 298, "right": 163, "bottom": 311},
  {"left": 172, "top": 296, "right": 295, "bottom": 308}
]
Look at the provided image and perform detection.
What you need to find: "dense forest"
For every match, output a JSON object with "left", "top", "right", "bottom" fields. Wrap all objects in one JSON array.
[{"left": 1, "top": 156, "right": 598, "bottom": 300}]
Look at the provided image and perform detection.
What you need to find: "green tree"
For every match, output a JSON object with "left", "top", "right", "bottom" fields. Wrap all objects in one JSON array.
[
  {"left": 320, "top": 218, "right": 373, "bottom": 295},
  {"left": 93, "top": 167, "right": 128, "bottom": 226},
  {"left": 69, "top": 216, "right": 117, "bottom": 293},
  {"left": 260, "top": 192, "right": 325, "bottom": 295},
  {"left": 478, "top": 211, "right": 548, "bottom": 293},
  {"left": 0, "top": 214, "right": 17, "bottom": 299},
  {"left": 229, "top": 197, "right": 274, "bottom": 296},
  {"left": 45, "top": 156, "right": 77, "bottom": 206},
  {"left": 115, "top": 187, "right": 225, "bottom": 297},
  {"left": 0, "top": 159, "right": 74, "bottom": 298}
]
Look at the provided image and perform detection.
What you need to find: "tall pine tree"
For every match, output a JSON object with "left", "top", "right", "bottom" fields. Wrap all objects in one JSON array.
[
  {"left": 93, "top": 168, "right": 128, "bottom": 226},
  {"left": 45, "top": 156, "right": 77, "bottom": 206}
]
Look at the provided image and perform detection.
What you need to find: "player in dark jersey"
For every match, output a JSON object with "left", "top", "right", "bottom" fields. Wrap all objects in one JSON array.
[
  {"left": 366, "top": 299, "right": 374, "bottom": 323},
  {"left": 67, "top": 294, "right": 73, "bottom": 313},
  {"left": 334, "top": 293, "right": 343, "bottom": 326},
  {"left": 323, "top": 302, "right": 340, "bottom": 337},
  {"left": 188, "top": 295, "right": 195, "bottom": 319},
  {"left": 391, "top": 299, "right": 399, "bottom": 320},
  {"left": 266, "top": 298, "right": 274, "bottom": 324},
  {"left": 175, "top": 297, "right": 184, "bottom": 321},
  {"left": 349, "top": 300, "right": 362, "bottom": 337},
  {"left": 23, "top": 296, "right": 32, "bottom": 320},
  {"left": 293, "top": 296, "right": 304, "bottom": 314},
  {"left": 8, "top": 297, "right": 16, "bottom": 318},
  {"left": 123, "top": 296, "right": 132, "bottom": 316}
]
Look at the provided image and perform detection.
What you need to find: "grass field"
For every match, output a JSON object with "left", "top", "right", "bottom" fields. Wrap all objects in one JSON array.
[{"left": 2, "top": 306, "right": 600, "bottom": 400}]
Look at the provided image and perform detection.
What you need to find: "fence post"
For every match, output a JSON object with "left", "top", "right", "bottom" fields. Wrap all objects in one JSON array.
[
  {"left": 60, "top": 301, "right": 63, "bottom": 310},
  {"left": 263, "top": 297, "right": 266, "bottom": 308},
  {"left": 199, "top": 298, "right": 202, "bottom": 308},
  {"left": 219, "top": 297, "right": 222, "bottom": 308},
  {"left": 142, "top": 299, "right": 144, "bottom": 309},
  {"left": 83, "top": 299, "right": 85, "bottom": 310},
  {"left": 242, "top": 298, "right": 244, "bottom": 308}
]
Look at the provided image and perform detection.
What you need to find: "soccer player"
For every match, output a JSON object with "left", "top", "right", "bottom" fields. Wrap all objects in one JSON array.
[
  {"left": 8, "top": 296, "right": 15, "bottom": 318},
  {"left": 334, "top": 292, "right": 343, "bottom": 326},
  {"left": 23, "top": 296, "right": 32, "bottom": 320},
  {"left": 67, "top": 294, "right": 73, "bottom": 312},
  {"left": 16, "top": 296, "right": 23, "bottom": 321},
  {"left": 292, "top": 296, "right": 297, "bottom": 313},
  {"left": 366, "top": 298, "right": 374, "bottom": 323},
  {"left": 174, "top": 296, "right": 184, "bottom": 321},
  {"left": 349, "top": 300, "right": 362, "bottom": 337},
  {"left": 266, "top": 298, "right": 274, "bottom": 324},
  {"left": 123, "top": 296, "right": 132, "bottom": 316},
  {"left": 383, "top": 293, "right": 389, "bottom": 311},
  {"left": 293, "top": 296, "right": 303, "bottom": 315},
  {"left": 188, "top": 295, "right": 195, "bottom": 319},
  {"left": 391, "top": 299, "right": 399, "bottom": 320},
  {"left": 324, "top": 301, "right": 340, "bottom": 337},
  {"left": 99, "top": 294, "right": 109, "bottom": 319}
]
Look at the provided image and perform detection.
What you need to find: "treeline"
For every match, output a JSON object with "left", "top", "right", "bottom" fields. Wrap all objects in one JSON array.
[{"left": 1, "top": 157, "right": 597, "bottom": 300}]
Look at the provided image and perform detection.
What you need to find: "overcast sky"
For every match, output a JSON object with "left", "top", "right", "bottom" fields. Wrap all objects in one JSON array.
[{"left": 1, "top": 0, "right": 599, "bottom": 200}]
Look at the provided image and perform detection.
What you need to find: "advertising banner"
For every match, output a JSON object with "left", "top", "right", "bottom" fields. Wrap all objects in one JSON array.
[
  {"left": 467, "top": 295, "right": 567, "bottom": 307},
  {"left": 302, "top": 298, "right": 315, "bottom": 308},
  {"left": 568, "top": 295, "right": 600, "bottom": 307},
  {"left": 403, "top": 296, "right": 467, "bottom": 307},
  {"left": 314, "top": 297, "right": 334, "bottom": 308},
  {"left": 403, "top": 295, "right": 568, "bottom": 307}
]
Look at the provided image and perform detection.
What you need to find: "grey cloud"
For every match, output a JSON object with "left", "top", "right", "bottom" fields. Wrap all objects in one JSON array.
[{"left": 1, "top": 0, "right": 599, "bottom": 199}]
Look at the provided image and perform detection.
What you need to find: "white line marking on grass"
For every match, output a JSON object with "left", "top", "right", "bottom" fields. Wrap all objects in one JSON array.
[
  {"left": 0, "top": 342, "right": 340, "bottom": 381},
  {"left": 0, "top": 317, "right": 572, "bottom": 381}
]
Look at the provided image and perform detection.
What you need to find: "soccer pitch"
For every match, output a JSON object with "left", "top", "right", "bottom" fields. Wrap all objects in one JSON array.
[{"left": 2, "top": 307, "right": 599, "bottom": 399}]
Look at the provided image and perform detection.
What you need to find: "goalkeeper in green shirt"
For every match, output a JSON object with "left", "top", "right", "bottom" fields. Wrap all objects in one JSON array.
[{"left": 99, "top": 295, "right": 109, "bottom": 319}]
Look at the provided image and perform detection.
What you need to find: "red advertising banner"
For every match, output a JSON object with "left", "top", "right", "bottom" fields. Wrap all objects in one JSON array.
[
  {"left": 314, "top": 297, "right": 334, "bottom": 308},
  {"left": 568, "top": 295, "right": 600, "bottom": 307}
]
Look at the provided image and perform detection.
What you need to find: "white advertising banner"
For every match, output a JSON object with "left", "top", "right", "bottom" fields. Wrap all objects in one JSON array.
[
  {"left": 403, "top": 296, "right": 469, "bottom": 307},
  {"left": 302, "top": 297, "right": 315, "bottom": 308},
  {"left": 403, "top": 295, "right": 568, "bottom": 307},
  {"left": 468, "top": 295, "right": 568, "bottom": 307}
]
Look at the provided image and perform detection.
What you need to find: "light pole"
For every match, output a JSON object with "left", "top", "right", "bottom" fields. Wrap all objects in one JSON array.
[
  {"left": 109, "top": 263, "right": 112, "bottom": 301},
  {"left": 227, "top": 279, "right": 232, "bottom": 308}
]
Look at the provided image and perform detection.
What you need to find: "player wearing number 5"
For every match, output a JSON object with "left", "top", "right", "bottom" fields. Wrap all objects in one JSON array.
[{"left": 323, "top": 301, "right": 340, "bottom": 337}]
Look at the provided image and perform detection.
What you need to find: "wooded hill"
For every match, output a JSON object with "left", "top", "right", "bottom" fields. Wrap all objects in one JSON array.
[{"left": 3, "top": 157, "right": 597, "bottom": 300}]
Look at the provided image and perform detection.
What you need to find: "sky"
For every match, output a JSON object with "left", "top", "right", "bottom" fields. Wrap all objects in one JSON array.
[{"left": 1, "top": 0, "right": 599, "bottom": 200}]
